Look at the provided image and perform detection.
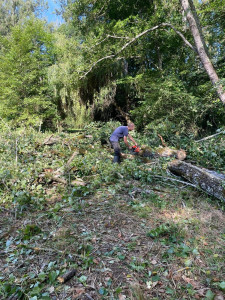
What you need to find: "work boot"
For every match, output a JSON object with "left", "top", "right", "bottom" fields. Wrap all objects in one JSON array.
[{"left": 113, "top": 155, "right": 120, "bottom": 163}]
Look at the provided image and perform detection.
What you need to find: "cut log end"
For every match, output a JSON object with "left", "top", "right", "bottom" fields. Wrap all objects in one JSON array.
[{"left": 57, "top": 269, "right": 77, "bottom": 283}]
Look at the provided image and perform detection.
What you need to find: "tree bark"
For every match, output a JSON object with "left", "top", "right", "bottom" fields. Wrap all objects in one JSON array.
[
  {"left": 57, "top": 269, "right": 77, "bottom": 283},
  {"left": 180, "top": 0, "right": 225, "bottom": 106},
  {"left": 169, "top": 160, "right": 225, "bottom": 201}
]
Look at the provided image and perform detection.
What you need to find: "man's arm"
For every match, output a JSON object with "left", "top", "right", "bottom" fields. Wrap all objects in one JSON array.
[
  {"left": 128, "top": 134, "right": 137, "bottom": 146},
  {"left": 124, "top": 135, "right": 137, "bottom": 149},
  {"left": 123, "top": 136, "right": 131, "bottom": 149}
]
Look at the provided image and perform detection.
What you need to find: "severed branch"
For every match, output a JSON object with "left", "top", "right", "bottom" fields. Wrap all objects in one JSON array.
[
  {"left": 150, "top": 174, "right": 198, "bottom": 188},
  {"left": 158, "top": 134, "right": 167, "bottom": 147},
  {"left": 195, "top": 131, "right": 224, "bottom": 142},
  {"left": 80, "top": 22, "right": 196, "bottom": 78},
  {"left": 57, "top": 269, "right": 77, "bottom": 283},
  {"left": 56, "top": 150, "right": 79, "bottom": 173}
]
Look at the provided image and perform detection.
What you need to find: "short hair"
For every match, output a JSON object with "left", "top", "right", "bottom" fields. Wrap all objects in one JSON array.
[{"left": 127, "top": 122, "right": 135, "bottom": 128}]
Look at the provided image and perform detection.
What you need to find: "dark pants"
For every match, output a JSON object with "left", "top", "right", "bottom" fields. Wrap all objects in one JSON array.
[{"left": 110, "top": 141, "right": 121, "bottom": 163}]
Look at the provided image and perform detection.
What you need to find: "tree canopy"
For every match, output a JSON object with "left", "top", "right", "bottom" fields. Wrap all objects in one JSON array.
[{"left": 0, "top": 0, "right": 224, "bottom": 133}]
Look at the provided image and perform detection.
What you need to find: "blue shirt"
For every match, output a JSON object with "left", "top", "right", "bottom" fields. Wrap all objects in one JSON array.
[{"left": 110, "top": 126, "right": 128, "bottom": 142}]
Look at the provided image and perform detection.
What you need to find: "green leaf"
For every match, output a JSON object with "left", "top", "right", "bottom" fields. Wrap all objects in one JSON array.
[
  {"left": 98, "top": 287, "right": 107, "bottom": 295},
  {"left": 38, "top": 272, "right": 46, "bottom": 281},
  {"left": 184, "top": 259, "right": 192, "bottom": 267},
  {"left": 49, "top": 271, "right": 58, "bottom": 283},
  {"left": 192, "top": 249, "right": 199, "bottom": 256},
  {"left": 79, "top": 275, "right": 87, "bottom": 283},
  {"left": 152, "top": 275, "right": 160, "bottom": 282},
  {"left": 115, "top": 287, "right": 122, "bottom": 294},
  {"left": 219, "top": 281, "right": 225, "bottom": 290},
  {"left": 6, "top": 239, "right": 12, "bottom": 247},
  {"left": 205, "top": 289, "right": 215, "bottom": 300},
  {"left": 29, "top": 272, "right": 36, "bottom": 279},
  {"left": 166, "top": 287, "right": 174, "bottom": 295}
]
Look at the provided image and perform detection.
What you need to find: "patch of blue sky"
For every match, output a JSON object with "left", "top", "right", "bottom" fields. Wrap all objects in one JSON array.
[{"left": 42, "top": 0, "right": 64, "bottom": 25}]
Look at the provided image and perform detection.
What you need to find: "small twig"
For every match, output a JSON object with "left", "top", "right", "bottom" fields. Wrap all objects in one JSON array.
[
  {"left": 0, "top": 206, "right": 12, "bottom": 212},
  {"left": 19, "top": 244, "right": 83, "bottom": 258},
  {"left": 171, "top": 275, "right": 177, "bottom": 289},
  {"left": 158, "top": 134, "right": 167, "bottom": 147},
  {"left": 19, "top": 244, "right": 65, "bottom": 254},
  {"left": 117, "top": 172, "right": 124, "bottom": 179},
  {"left": 149, "top": 174, "right": 198, "bottom": 188},
  {"left": 174, "top": 267, "right": 191, "bottom": 273},
  {"left": 15, "top": 138, "right": 18, "bottom": 166},
  {"left": 85, "top": 293, "right": 95, "bottom": 300}
]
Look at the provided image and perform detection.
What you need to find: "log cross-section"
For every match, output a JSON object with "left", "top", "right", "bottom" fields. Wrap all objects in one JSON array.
[{"left": 169, "top": 160, "right": 225, "bottom": 201}]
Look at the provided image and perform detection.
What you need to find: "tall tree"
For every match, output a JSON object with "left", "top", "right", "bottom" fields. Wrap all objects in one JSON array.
[
  {"left": 0, "top": 18, "right": 57, "bottom": 127},
  {"left": 180, "top": 0, "right": 225, "bottom": 106},
  {"left": 0, "top": 0, "right": 46, "bottom": 36}
]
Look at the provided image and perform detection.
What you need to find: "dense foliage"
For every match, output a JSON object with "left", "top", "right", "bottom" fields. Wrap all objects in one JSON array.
[
  {"left": 0, "top": 18, "right": 56, "bottom": 127},
  {"left": 0, "top": 2, "right": 225, "bottom": 298},
  {"left": 0, "top": 0, "right": 224, "bottom": 134},
  {"left": 0, "top": 123, "right": 224, "bottom": 299}
]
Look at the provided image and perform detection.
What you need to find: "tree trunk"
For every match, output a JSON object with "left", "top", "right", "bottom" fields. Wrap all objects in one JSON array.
[
  {"left": 169, "top": 160, "right": 225, "bottom": 201},
  {"left": 55, "top": 85, "right": 66, "bottom": 119},
  {"left": 180, "top": 0, "right": 225, "bottom": 106}
]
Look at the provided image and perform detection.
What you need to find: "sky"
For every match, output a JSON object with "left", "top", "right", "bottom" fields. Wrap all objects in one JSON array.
[{"left": 43, "top": 0, "right": 64, "bottom": 25}]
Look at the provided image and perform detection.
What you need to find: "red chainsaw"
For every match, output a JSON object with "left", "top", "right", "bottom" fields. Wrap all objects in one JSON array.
[{"left": 131, "top": 145, "right": 140, "bottom": 153}]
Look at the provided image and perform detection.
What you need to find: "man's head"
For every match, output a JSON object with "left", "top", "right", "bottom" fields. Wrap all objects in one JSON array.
[{"left": 127, "top": 122, "right": 135, "bottom": 131}]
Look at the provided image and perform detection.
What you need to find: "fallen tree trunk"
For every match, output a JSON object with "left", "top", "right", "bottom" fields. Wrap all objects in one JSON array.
[{"left": 169, "top": 160, "right": 225, "bottom": 201}]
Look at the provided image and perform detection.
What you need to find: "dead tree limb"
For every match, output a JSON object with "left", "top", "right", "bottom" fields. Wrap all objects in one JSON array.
[
  {"left": 169, "top": 160, "right": 225, "bottom": 201},
  {"left": 195, "top": 131, "right": 224, "bottom": 142},
  {"left": 56, "top": 150, "right": 79, "bottom": 173}
]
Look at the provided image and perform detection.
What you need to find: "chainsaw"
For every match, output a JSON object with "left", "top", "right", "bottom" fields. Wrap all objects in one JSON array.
[{"left": 131, "top": 145, "right": 140, "bottom": 153}]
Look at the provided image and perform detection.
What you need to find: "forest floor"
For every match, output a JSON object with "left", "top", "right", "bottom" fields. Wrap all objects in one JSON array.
[{"left": 0, "top": 126, "right": 225, "bottom": 300}]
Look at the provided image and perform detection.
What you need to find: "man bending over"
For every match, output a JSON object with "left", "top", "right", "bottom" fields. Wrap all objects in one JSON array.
[{"left": 109, "top": 123, "right": 137, "bottom": 163}]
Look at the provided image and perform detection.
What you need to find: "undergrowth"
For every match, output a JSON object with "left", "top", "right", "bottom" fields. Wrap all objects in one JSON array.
[{"left": 0, "top": 122, "right": 224, "bottom": 299}]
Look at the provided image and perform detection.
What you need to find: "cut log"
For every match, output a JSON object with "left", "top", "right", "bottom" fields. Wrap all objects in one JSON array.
[
  {"left": 57, "top": 269, "right": 77, "bottom": 283},
  {"left": 156, "top": 147, "right": 186, "bottom": 160},
  {"left": 139, "top": 145, "right": 186, "bottom": 160},
  {"left": 71, "top": 179, "right": 86, "bottom": 186},
  {"left": 169, "top": 160, "right": 225, "bottom": 201},
  {"left": 43, "top": 135, "right": 60, "bottom": 145}
]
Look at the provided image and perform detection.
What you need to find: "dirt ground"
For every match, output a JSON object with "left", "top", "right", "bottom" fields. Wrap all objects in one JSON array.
[{"left": 1, "top": 178, "right": 225, "bottom": 300}]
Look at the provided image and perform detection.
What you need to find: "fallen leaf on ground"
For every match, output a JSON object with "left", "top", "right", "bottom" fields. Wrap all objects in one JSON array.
[
  {"left": 151, "top": 259, "right": 157, "bottom": 265},
  {"left": 118, "top": 294, "right": 126, "bottom": 300},
  {"left": 71, "top": 287, "right": 85, "bottom": 299},
  {"left": 182, "top": 275, "right": 200, "bottom": 289}
]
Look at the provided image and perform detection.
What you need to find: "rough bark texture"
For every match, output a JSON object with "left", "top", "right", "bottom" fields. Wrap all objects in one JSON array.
[
  {"left": 169, "top": 160, "right": 225, "bottom": 201},
  {"left": 180, "top": 0, "right": 225, "bottom": 106}
]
